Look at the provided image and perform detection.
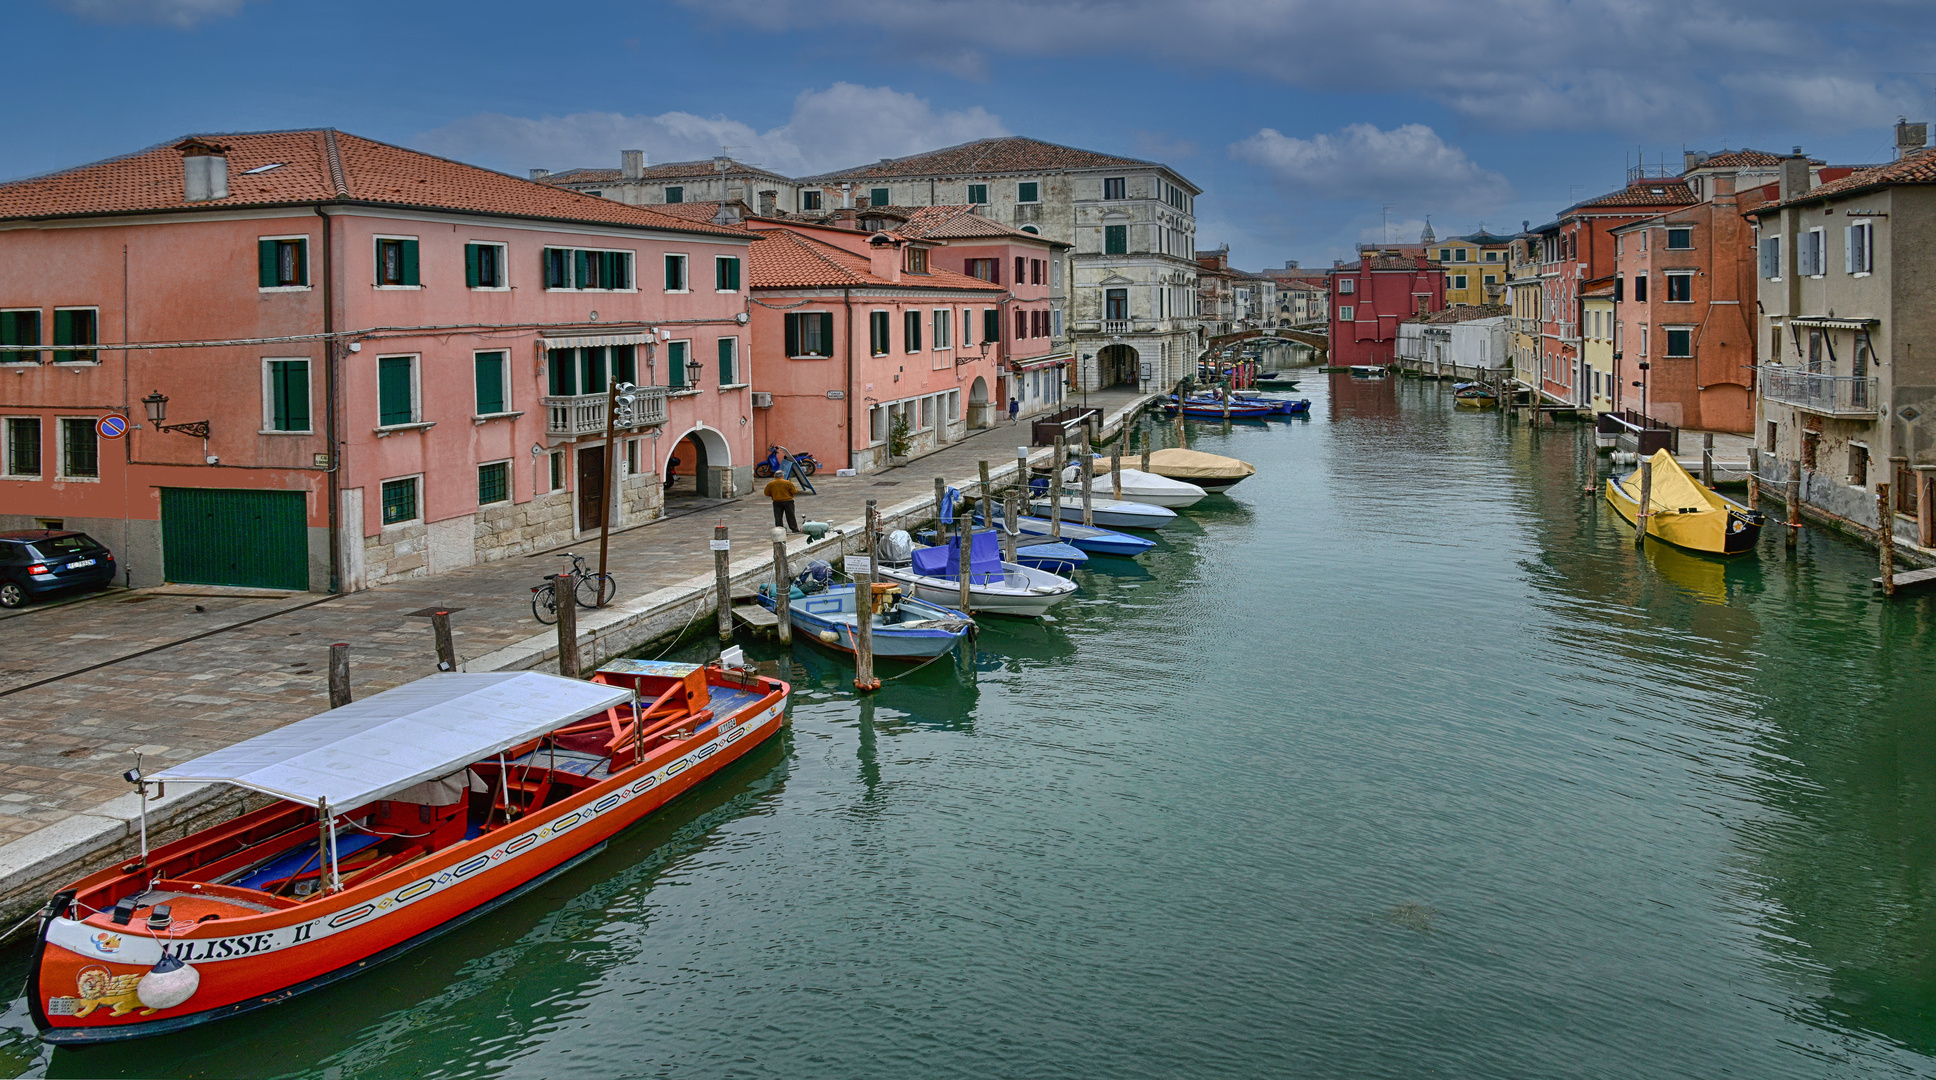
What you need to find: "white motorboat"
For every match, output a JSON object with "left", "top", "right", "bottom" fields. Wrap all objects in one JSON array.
[
  {"left": 1062, "top": 463, "right": 1208, "bottom": 508},
  {"left": 1029, "top": 495, "right": 1177, "bottom": 530},
  {"left": 866, "top": 532, "right": 1075, "bottom": 618}
]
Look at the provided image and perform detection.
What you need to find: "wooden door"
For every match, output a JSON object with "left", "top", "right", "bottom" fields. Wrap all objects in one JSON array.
[{"left": 577, "top": 446, "right": 605, "bottom": 531}]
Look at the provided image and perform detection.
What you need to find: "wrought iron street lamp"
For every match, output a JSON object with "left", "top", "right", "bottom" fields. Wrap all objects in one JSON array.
[
  {"left": 685, "top": 357, "right": 703, "bottom": 389},
  {"left": 141, "top": 390, "right": 209, "bottom": 438}
]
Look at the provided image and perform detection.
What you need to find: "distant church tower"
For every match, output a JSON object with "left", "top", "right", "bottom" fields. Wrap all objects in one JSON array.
[{"left": 1420, "top": 217, "right": 1436, "bottom": 245}]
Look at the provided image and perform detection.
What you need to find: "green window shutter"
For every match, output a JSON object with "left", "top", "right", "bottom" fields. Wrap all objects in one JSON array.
[
  {"left": 984, "top": 308, "right": 1000, "bottom": 342},
  {"left": 613, "top": 344, "right": 636, "bottom": 385},
  {"left": 668, "top": 342, "right": 688, "bottom": 386},
  {"left": 548, "top": 349, "right": 576, "bottom": 395},
  {"left": 465, "top": 244, "right": 481, "bottom": 288},
  {"left": 259, "top": 240, "right": 278, "bottom": 287},
  {"left": 574, "top": 250, "right": 590, "bottom": 289},
  {"left": 785, "top": 314, "right": 801, "bottom": 358},
  {"left": 905, "top": 310, "right": 920, "bottom": 352},
  {"left": 271, "top": 360, "right": 310, "bottom": 431},
  {"left": 1018, "top": 182, "right": 1038, "bottom": 202},
  {"left": 53, "top": 309, "right": 74, "bottom": 346},
  {"left": 0, "top": 310, "right": 37, "bottom": 363},
  {"left": 717, "top": 257, "right": 740, "bottom": 291},
  {"left": 718, "top": 338, "right": 735, "bottom": 384},
  {"left": 400, "top": 240, "right": 420, "bottom": 286},
  {"left": 475, "top": 354, "right": 505, "bottom": 414},
  {"left": 1105, "top": 225, "right": 1127, "bottom": 255},
  {"left": 378, "top": 356, "right": 414, "bottom": 425},
  {"left": 665, "top": 254, "right": 683, "bottom": 291},
  {"left": 817, "top": 313, "right": 834, "bottom": 356},
  {"left": 870, "top": 188, "right": 890, "bottom": 206}
]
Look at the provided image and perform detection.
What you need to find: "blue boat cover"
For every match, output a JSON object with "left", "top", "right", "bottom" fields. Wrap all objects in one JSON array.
[
  {"left": 938, "top": 486, "right": 963, "bottom": 524},
  {"left": 910, "top": 532, "right": 1002, "bottom": 580}
]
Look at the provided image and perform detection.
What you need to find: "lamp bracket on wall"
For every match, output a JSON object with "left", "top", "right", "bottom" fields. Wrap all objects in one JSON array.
[{"left": 158, "top": 420, "right": 210, "bottom": 439}]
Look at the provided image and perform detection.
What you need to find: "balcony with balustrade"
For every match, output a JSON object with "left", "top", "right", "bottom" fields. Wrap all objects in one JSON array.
[
  {"left": 1758, "top": 368, "right": 1879, "bottom": 417},
  {"left": 543, "top": 384, "right": 669, "bottom": 439}
]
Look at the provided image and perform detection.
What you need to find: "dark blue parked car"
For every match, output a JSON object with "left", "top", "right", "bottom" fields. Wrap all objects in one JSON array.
[{"left": 0, "top": 531, "right": 116, "bottom": 608}]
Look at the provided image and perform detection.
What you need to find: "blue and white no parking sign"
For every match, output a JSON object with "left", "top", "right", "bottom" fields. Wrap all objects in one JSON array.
[{"left": 96, "top": 415, "right": 127, "bottom": 439}]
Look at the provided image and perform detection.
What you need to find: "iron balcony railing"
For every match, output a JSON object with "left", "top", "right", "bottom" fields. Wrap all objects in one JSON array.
[
  {"left": 1757, "top": 368, "right": 1879, "bottom": 417},
  {"left": 542, "top": 385, "right": 669, "bottom": 438}
]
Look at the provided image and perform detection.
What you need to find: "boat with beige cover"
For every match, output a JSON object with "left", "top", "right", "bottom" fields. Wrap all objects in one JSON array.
[{"left": 1143, "top": 448, "right": 1256, "bottom": 492}]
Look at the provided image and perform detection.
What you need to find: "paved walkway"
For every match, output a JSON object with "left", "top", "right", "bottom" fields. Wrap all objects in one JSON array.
[{"left": 0, "top": 388, "right": 1148, "bottom": 848}]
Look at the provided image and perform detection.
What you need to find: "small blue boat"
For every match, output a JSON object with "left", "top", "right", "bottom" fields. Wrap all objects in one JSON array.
[
  {"left": 1164, "top": 396, "right": 1277, "bottom": 419},
  {"left": 756, "top": 581, "right": 972, "bottom": 659},
  {"left": 1003, "top": 515, "right": 1155, "bottom": 557},
  {"left": 1233, "top": 391, "right": 1311, "bottom": 416},
  {"left": 920, "top": 528, "right": 1088, "bottom": 573}
]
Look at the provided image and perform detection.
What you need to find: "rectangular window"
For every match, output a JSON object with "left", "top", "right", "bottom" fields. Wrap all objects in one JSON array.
[
  {"left": 465, "top": 242, "right": 506, "bottom": 288},
  {"left": 1759, "top": 236, "right": 1781, "bottom": 279},
  {"left": 1633, "top": 274, "right": 1647, "bottom": 302},
  {"left": 966, "top": 259, "right": 999, "bottom": 283},
  {"left": 1, "top": 310, "right": 40, "bottom": 364},
  {"left": 960, "top": 308, "right": 974, "bottom": 347},
  {"left": 1032, "top": 259, "right": 1044, "bottom": 285},
  {"left": 1016, "top": 309, "right": 1027, "bottom": 339},
  {"left": 1665, "top": 328, "right": 1692, "bottom": 357},
  {"left": 869, "top": 187, "right": 890, "bottom": 207},
  {"left": 870, "top": 406, "right": 887, "bottom": 444},
  {"left": 967, "top": 184, "right": 988, "bottom": 204},
  {"left": 625, "top": 438, "right": 639, "bottom": 476},
  {"left": 478, "top": 461, "right": 510, "bottom": 505},
  {"left": 51, "top": 308, "right": 96, "bottom": 363},
  {"left": 1105, "top": 289, "right": 1128, "bottom": 321},
  {"left": 1015, "top": 256, "right": 1026, "bottom": 283},
  {"left": 474, "top": 351, "right": 508, "bottom": 415},
  {"left": 717, "top": 337, "right": 738, "bottom": 385},
  {"left": 1639, "top": 323, "right": 1649, "bottom": 357},
  {"left": 920, "top": 396, "right": 935, "bottom": 430},
  {"left": 258, "top": 237, "right": 308, "bottom": 288},
  {"left": 1846, "top": 221, "right": 1873, "bottom": 274},
  {"left": 665, "top": 186, "right": 683, "bottom": 204},
  {"left": 871, "top": 310, "right": 891, "bottom": 355},
  {"left": 983, "top": 308, "right": 1000, "bottom": 343},
  {"left": 1802, "top": 229, "right": 1825, "bottom": 276},
  {"left": 378, "top": 355, "right": 416, "bottom": 426},
  {"left": 1103, "top": 177, "right": 1126, "bottom": 200},
  {"left": 1808, "top": 330, "right": 1823, "bottom": 372},
  {"left": 905, "top": 310, "right": 922, "bottom": 352},
  {"left": 1339, "top": 305, "right": 1355, "bottom": 321},
  {"left": 1338, "top": 278, "right": 1355, "bottom": 294},
  {"left": 801, "top": 190, "right": 823, "bottom": 211},
  {"left": 905, "top": 248, "right": 928, "bottom": 274},
  {"left": 1035, "top": 310, "right": 1048, "bottom": 337},
  {"left": 784, "top": 313, "right": 834, "bottom": 358},
  {"left": 1665, "top": 273, "right": 1693, "bottom": 302},
  {"left": 5, "top": 417, "right": 41, "bottom": 477},
  {"left": 1455, "top": 249, "right": 1469, "bottom": 263},
  {"left": 60, "top": 417, "right": 97, "bottom": 479},
  {"left": 1104, "top": 225, "right": 1127, "bottom": 255},
  {"left": 933, "top": 309, "right": 952, "bottom": 349},
  {"left": 667, "top": 340, "right": 690, "bottom": 387},
  {"left": 1851, "top": 443, "right": 1869, "bottom": 487},
  {"left": 549, "top": 450, "right": 565, "bottom": 492},
  {"left": 264, "top": 358, "right": 311, "bottom": 432},
  {"left": 665, "top": 254, "right": 687, "bottom": 292},
  {"left": 1666, "top": 227, "right": 1692, "bottom": 250},
  {"left": 1454, "top": 275, "right": 1468, "bottom": 289},
  {"left": 380, "top": 476, "right": 418, "bottom": 525},
  {"left": 1017, "top": 181, "right": 1039, "bottom": 203},
  {"left": 715, "top": 255, "right": 741, "bottom": 292},
  {"left": 375, "top": 237, "right": 420, "bottom": 287},
  {"left": 1052, "top": 308, "right": 1063, "bottom": 337},
  {"left": 543, "top": 248, "right": 571, "bottom": 289}
]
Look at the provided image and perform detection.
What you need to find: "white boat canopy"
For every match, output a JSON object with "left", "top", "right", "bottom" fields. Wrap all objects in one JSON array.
[{"left": 151, "top": 673, "right": 632, "bottom": 808}]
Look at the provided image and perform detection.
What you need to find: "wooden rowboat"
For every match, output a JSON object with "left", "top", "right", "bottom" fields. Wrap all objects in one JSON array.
[
  {"left": 30, "top": 664, "right": 787, "bottom": 1044},
  {"left": 1604, "top": 449, "right": 1763, "bottom": 555}
]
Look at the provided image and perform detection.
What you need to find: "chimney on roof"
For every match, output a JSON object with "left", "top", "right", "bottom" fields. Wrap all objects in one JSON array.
[
  {"left": 758, "top": 190, "right": 777, "bottom": 217},
  {"left": 1896, "top": 118, "right": 1928, "bottom": 159},
  {"left": 621, "top": 150, "right": 644, "bottom": 179},
  {"left": 840, "top": 183, "right": 853, "bottom": 209},
  {"left": 712, "top": 202, "right": 741, "bottom": 226},
  {"left": 176, "top": 139, "right": 230, "bottom": 202},
  {"left": 868, "top": 234, "right": 903, "bottom": 283},
  {"left": 1779, "top": 151, "right": 1810, "bottom": 202},
  {"left": 1683, "top": 150, "right": 1710, "bottom": 173},
  {"left": 529, "top": 168, "right": 550, "bottom": 181}
]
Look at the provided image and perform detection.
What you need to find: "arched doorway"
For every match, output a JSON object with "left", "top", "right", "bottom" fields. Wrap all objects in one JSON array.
[
  {"left": 1096, "top": 343, "right": 1140, "bottom": 389},
  {"left": 967, "top": 376, "right": 992, "bottom": 428},
  {"left": 666, "top": 426, "right": 732, "bottom": 501}
]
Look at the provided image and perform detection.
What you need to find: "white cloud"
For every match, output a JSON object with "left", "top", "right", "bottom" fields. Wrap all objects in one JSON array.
[
  {"left": 1232, "top": 123, "right": 1512, "bottom": 212},
  {"left": 54, "top": 0, "right": 252, "bottom": 27},
  {"left": 1358, "top": 218, "right": 1430, "bottom": 246},
  {"left": 682, "top": 0, "right": 1936, "bottom": 135},
  {"left": 413, "top": 83, "right": 1007, "bottom": 179},
  {"left": 1720, "top": 73, "right": 1929, "bottom": 134}
]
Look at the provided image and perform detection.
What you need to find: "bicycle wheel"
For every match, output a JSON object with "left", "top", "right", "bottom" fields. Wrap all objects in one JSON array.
[
  {"left": 531, "top": 583, "right": 559, "bottom": 624},
  {"left": 575, "top": 572, "right": 616, "bottom": 609}
]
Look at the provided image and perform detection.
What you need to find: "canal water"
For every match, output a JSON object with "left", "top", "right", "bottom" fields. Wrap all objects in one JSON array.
[{"left": 4, "top": 373, "right": 1934, "bottom": 1078}]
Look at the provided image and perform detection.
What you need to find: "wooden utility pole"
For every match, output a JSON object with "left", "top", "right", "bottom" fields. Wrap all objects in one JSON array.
[
  {"left": 555, "top": 574, "right": 579, "bottom": 678},
  {"left": 1050, "top": 433, "right": 1065, "bottom": 540},
  {"left": 712, "top": 525, "right": 732, "bottom": 642},
  {"left": 430, "top": 610, "right": 457, "bottom": 673},
  {"left": 771, "top": 527, "right": 791, "bottom": 644},
  {"left": 854, "top": 501, "right": 879, "bottom": 691},
  {"left": 328, "top": 643, "right": 351, "bottom": 708},
  {"left": 1878, "top": 483, "right": 1896, "bottom": 596},
  {"left": 1634, "top": 458, "right": 1653, "bottom": 549}
]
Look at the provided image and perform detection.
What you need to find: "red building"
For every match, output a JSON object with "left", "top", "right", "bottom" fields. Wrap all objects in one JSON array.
[{"left": 1327, "top": 254, "right": 1445, "bottom": 366}]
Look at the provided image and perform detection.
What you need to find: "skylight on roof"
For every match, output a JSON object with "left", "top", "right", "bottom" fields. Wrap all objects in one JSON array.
[{"left": 243, "top": 163, "right": 286, "bottom": 175}]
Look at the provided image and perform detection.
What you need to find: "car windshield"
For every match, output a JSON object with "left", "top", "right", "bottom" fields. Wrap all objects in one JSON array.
[{"left": 29, "top": 535, "right": 96, "bottom": 559}]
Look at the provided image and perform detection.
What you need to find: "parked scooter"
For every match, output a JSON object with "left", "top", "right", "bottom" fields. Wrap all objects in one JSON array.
[{"left": 753, "top": 445, "right": 821, "bottom": 478}]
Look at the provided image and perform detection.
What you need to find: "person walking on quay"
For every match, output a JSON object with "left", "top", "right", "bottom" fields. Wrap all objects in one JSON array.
[
  {"left": 1008, "top": 395, "right": 1021, "bottom": 423},
  {"left": 766, "top": 474, "right": 801, "bottom": 533}
]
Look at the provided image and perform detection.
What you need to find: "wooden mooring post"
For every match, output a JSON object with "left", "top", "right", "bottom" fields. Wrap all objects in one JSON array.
[
  {"left": 854, "top": 500, "right": 880, "bottom": 692},
  {"left": 1001, "top": 490, "right": 1019, "bottom": 562},
  {"left": 1633, "top": 458, "right": 1653, "bottom": 550},
  {"left": 328, "top": 643, "right": 351, "bottom": 708},
  {"left": 555, "top": 573, "right": 579, "bottom": 678},
  {"left": 1111, "top": 445, "right": 1123, "bottom": 500},
  {"left": 1701, "top": 433, "right": 1714, "bottom": 486},
  {"left": 430, "top": 610, "right": 457, "bottom": 673},
  {"left": 978, "top": 460, "right": 992, "bottom": 517},
  {"left": 1878, "top": 483, "right": 1896, "bottom": 596},
  {"left": 1786, "top": 470, "right": 1801, "bottom": 551},
  {"left": 1141, "top": 443, "right": 1151, "bottom": 474},
  {"left": 957, "top": 495, "right": 974, "bottom": 615},
  {"left": 713, "top": 525, "right": 733, "bottom": 642},
  {"left": 1051, "top": 433, "right": 1065, "bottom": 540},
  {"left": 771, "top": 527, "right": 791, "bottom": 645},
  {"left": 934, "top": 477, "right": 949, "bottom": 544},
  {"left": 1746, "top": 448, "right": 1760, "bottom": 508},
  {"left": 1081, "top": 444, "right": 1096, "bottom": 527}
]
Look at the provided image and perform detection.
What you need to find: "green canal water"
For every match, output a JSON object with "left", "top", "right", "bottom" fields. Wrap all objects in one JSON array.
[{"left": 5, "top": 373, "right": 1935, "bottom": 1078}]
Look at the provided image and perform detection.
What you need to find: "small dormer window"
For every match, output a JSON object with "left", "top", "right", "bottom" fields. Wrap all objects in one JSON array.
[{"left": 905, "top": 248, "right": 928, "bottom": 274}]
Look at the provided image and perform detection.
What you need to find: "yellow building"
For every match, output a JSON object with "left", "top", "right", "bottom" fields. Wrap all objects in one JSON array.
[
  {"left": 1582, "top": 283, "right": 1615, "bottom": 413},
  {"left": 1507, "top": 225, "right": 1551, "bottom": 391},
  {"left": 1430, "top": 230, "right": 1516, "bottom": 306}
]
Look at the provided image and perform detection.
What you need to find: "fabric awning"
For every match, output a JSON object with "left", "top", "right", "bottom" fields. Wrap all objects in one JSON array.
[
  {"left": 1789, "top": 317, "right": 1877, "bottom": 330},
  {"left": 151, "top": 673, "right": 631, "bottom": 808},
  {"left": 540, "top": 331, "right": 653, "bottom": 349}
]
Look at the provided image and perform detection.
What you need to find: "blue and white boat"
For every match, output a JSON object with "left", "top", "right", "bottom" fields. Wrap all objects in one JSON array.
[
  {"left": 1232, "top": 391, "right": 1311, "bottom": 416},
  {"left": 756, "top": 582, "right": 971, "bottom": 659},
  {"left": 1004, "top": 515, "right": 1155, "bottom": 557},
  {"left": 921, "top": 528, "right": 1087, "bottom": 573},
  {"left": 874, "top": 532, "right": 1077, "bottom": 619}
]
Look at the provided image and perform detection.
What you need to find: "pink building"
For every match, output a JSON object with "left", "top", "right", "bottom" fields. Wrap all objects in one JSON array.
[
  {"left": 1327, "top": 254, "right": 1445, "bottom": 366},
  {"left": 0, "top": 130, "right": 754, "bottom": 592},
  {"left": 744, "top": 215, "right": 1005, "bottom": 473}
]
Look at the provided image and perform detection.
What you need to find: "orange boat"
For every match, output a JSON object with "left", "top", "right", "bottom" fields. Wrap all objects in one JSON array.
[{"left": 28, "top": 659, "right": 787, "bottom": 1044}]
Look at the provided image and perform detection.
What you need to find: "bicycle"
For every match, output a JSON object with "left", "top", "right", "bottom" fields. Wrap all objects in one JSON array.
[{"left": 530, "top": 553, "right": 617, "bottom": 624}]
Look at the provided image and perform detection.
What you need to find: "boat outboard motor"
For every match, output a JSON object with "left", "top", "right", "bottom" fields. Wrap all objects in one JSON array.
[
  {"left": 794, "top": 559, "right": 832, "bottom": 595},
  {"left": 877, "top": 529, "right": 914, "bottom": 566}
]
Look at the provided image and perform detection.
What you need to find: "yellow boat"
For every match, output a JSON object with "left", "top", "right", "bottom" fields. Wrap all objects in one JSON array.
[{"left": 1605, "top": 449, "right": 1763, "bottom": 555}]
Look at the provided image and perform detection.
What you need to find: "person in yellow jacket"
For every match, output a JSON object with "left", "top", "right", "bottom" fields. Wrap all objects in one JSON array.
[{"left": 765, "top": 475, "right": 801, "bottom": 533}]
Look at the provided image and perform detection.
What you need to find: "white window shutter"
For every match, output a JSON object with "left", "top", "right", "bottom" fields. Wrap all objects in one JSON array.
[{"left": 1844, "top": 227, "right": 1854, "bottom": 273}]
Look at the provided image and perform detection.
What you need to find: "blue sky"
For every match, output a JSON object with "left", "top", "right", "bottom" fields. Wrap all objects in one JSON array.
[{"left": 11, "top": 0, "right": 1936, "bottom": 269}]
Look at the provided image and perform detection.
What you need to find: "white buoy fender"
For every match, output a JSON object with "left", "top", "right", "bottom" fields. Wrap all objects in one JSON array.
[
  {"left": 819, "top": 630, "right": 839, "bottom": 643},
  {"left": 135, "top": 952, "right": 199, "bottom": 1010}
]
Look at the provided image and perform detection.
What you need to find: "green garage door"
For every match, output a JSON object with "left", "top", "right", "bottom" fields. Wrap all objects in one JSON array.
[{"left": 160, "top": 488, "right": 310, "bottom": 590}]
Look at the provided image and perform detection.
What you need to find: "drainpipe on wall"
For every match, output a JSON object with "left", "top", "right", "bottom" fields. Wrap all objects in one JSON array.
[
  {"left": 317, "top": 206, "right": 341, "bottom": 595},
  {"left": 843, "top": 288, "right": 856, "bottom": 471}
]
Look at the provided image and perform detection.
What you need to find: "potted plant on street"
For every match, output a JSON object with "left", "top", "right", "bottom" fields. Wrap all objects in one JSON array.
[{"left": 888, "top": 414, "right": 912, "bottom": 466}]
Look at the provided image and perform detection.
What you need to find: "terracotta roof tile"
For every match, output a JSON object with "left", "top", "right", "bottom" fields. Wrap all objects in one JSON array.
[
  {"left": 748, "top": 227, "right": 1006, "bottom": 292},
  {"left": 1689, "top": 149, "right": 1791, "bottom": 170},
  {"left": 807, "top": 136, "right": 1195, "bottom": 190},
  {"left": 1409, "top": 303, "right": 1510, "bottom": 324},
  {"left": 890, "top": 205, "right": 1065, "bottom": 244},
  {"left": 544, "top": 157, "right": 794, "bottom": 185},
  {"left": 1567, "top": 180, "right": 1697, "bottom": 211},
  {"left": 0, "top": 129, "right": 750, "bottom": 238},
  {"left": 1775, "top": 148, "right": 1936, "bottom": 207}
]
